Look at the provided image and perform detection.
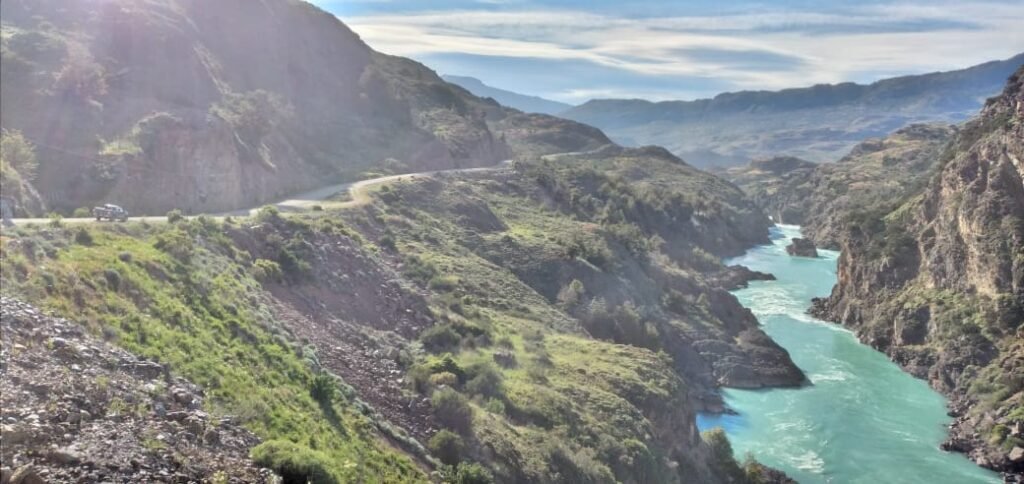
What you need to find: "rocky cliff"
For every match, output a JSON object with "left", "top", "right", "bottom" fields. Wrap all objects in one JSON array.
[
  {"left": 811, "top": 67, "right": 1024, "bottom": 476},
  {"left": 0, "top": 0, "right": 525, "bottom": 216}
]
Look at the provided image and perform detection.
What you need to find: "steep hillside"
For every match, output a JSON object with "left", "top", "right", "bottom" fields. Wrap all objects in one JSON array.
[
  {"left": 443, "top": 75, "right": 573, "bottom": 116},
  {"left": 564, "top": 54, "right": 1023, "bottom": 168},
  {"left": 0, "top": 0, "right": 524, "bottom": 216},
  {"left": 0, "top": 143, "right": 800, "bottom": 482},
  {"left": 725, "top": 123, "right": 956, "bottom": 249},
  {"left": 809, "top": 67, "right": 1024, "bottom": 475}
]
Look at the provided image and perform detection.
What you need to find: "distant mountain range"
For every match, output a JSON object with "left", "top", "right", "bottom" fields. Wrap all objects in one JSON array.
[
  {"left": 561, "top": 53, "right": 1024, "bottom": 168},
  {"left": 443, "top": 75, "right": 573, "bottom": 115}
]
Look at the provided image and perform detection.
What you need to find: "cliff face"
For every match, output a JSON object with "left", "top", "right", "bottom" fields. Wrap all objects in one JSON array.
[
  {"left": 726, "top": 123, "right": 955, "bottom": 249},
  {"left": 813, "top": 67, "right": 1024, "bottom": 475},
  {"left": 0, "top": 0, "right": 518, "bottom": 215}
]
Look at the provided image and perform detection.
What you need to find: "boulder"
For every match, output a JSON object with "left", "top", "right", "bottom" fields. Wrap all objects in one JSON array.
[
  {"left": 785, "top": 238, "right": 819, "bottom": 258},
  {"left": 1010, "top": 446, "right": 1024, "bottom": 463}
]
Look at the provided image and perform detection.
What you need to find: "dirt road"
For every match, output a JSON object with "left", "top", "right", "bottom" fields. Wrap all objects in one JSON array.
[{"left": 5, "top": 161, "right": 513, "bottom": 226}]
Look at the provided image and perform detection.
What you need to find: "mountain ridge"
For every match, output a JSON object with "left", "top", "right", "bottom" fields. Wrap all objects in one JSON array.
[
  {"left": 442, "top": 75, "right": 573, "bottom": 115},
  {"left": 563, "top": 53, "right": 1024, "bottom": 168}
]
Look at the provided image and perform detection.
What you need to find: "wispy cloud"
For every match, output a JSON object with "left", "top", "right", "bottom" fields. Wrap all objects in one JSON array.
[{"left": 315, "top": 1, "right": 1024, "bottom": 102}]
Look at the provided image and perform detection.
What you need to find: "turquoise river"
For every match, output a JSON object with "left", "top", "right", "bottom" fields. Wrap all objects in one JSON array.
[{"left": 697, "top": 225, "right": 999, "bottom": 483}]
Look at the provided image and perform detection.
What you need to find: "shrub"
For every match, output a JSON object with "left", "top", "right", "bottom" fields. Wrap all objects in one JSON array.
[
  {"left": 421, "top": 324, "right": 461, "bottom": 353},
  {"left": 547, "top": 443, "right": 615, "bottom": 484},
  {"left": 430, "top": 354, "right": 466, "bottom": 382},
  {"left": 429, "top": 275, "right": 460, "bottom": 292},
  {"left": 252, "top": 258, "right": 284, "bottom": 283},
  {"left": 47, "top": 213, "right": 63, "bottom": 228},
  {"left": 464, "top": 362, "right": 503, "bottom": 399},
  {"left": 455, "top": 463, "right": 494, "bottom": 484},
  {"left": 250, "top": 440, "right": 337, "bottom": 484},
  {"left": 484, "top": 398, "right": 506, "bottom": 415},
  {"left": 257, "top": 205, "right": 282, "bottom": 224},
  {"left": 429, "top": 372, "right": 460, "bottom": 388},
  {"left": 74, "top": 227, "right": 93, "bottom": 245},
  {"left": 428, "top": 429, "right": 464, "bottom": 465},
  {"left": 72, "top": 207, "right": 92, "bottom": 218},
  {"left": 166, "top": 209, "right": 184, "bottom": 223},
  {"left": 310, "top": 374, "right": 336, "bottom": 405},
  {"left": 154, "top": 228, "right": 193, "bottom": 262},
  {"left": 103, "top": 268, "right": 121, "bottom": 291},
  {"left": 378, "top": 232, "right": 397, "bottom": 252},
  {"left": 432, "top": 387, "right": 473, "bottom": 434}
]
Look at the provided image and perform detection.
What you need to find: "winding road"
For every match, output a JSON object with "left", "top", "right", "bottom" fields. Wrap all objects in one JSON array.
[{"left": 4, "top": 160, "right": 514, "bottom": 226}]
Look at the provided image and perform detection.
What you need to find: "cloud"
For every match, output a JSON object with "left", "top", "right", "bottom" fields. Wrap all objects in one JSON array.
[{"left": 319, "top": 1, "right": 1024, "bottom": 101}]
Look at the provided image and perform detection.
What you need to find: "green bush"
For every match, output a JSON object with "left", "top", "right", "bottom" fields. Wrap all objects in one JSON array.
[
  {"left": 252, "top": 258, "right": 284, "bottom": 283},
  {"left": 250, "top": 440, "right": 337, "bottom": 484},
  {"left": 378, "top": 232, "right": 397, "bottom": 252},
  {"left": 484, "top": 398, "right": 506, "bottom": 415},
  {"left": 154, "top": 228, "right": 194, "bottom": 261},
  {"left": 72, "top": 207, "right": 92, "bottom": 218},
  {"left": 166, "top": 209, "right": 184, "bottom": 223},
  {"left": 74, "top": 227, "right": 94, "bottom": 245},
  {"left": 47, "top": 213, "right": 63, "bottom": 228},
  {"left": 428, "top": 429, "right": 464, "bottom": 465},
  {"left": 464, "top": 362, "right": 504, "bottom": 399},
  {"left": 429, "top": 275, "right": 460, "bottom": 292},
  {"left": 421, "top": 324, "right": 461, "bottom": 353},
  {"left": 432, "top": 387, "right": 474, "bottom": 434},
  {"left": 454, "top": 462, "right": 494, "bottom": 484},
  {"left": 429, "top": 371, "right": 460, "bottom": 388},
  {"left": 430, "top": 354, "right": 466, "bottom": 382},
  {"left": 257, "top": 205, "right": 282, "bottom": 224},
  {"left": 310, "top": 374, "right": 336, "bottom": 405},
  {"left": 103, "top": 268, "right": 121, "bottom": 291}
]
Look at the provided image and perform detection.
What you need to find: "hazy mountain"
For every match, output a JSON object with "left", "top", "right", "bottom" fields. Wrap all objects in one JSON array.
[
  {"left": 442, "top": 75, "right": 573, "bottom": 115},
  {"left": 563, "top": 53, "right": 1024, "bottom": 168}
]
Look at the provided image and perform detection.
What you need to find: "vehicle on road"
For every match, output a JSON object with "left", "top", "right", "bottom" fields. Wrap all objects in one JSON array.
[{"left": 93, "top": 204, "right": 129, "bottom": 222}]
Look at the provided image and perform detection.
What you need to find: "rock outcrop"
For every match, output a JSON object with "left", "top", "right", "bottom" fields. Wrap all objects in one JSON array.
[
  {"left": 0, "top": 297, "right": 270, "bottom": 483},
  {"left": 785, "top": 238, "right": 818, "bottom": 258}
]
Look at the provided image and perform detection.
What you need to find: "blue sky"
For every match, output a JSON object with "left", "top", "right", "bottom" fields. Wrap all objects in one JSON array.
[{"left": 312, "top": 0, "right": 1024, "bottom": 104}]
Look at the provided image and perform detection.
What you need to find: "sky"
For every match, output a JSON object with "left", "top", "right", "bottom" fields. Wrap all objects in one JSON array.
[{"left": 311, "top": 0, "right": 1024, "bottom": 104}]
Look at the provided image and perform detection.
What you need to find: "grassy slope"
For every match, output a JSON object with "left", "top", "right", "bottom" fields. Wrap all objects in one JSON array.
[{"left": 0, "top": 218, "right": 425, "bottom": 483}]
